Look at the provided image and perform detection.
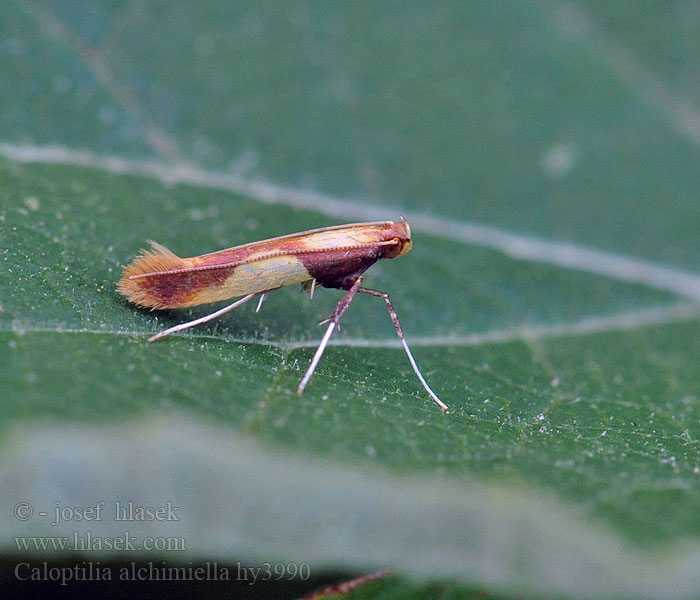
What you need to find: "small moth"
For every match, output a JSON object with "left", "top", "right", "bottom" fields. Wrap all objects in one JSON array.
[{"left": 118, "top": 218, "right": 447, "bottom": 410}]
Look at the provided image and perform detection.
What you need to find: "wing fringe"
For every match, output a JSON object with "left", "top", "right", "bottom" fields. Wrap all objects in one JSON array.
[{"left": 117, "top": 241, "right": 187, "bottom": 308}]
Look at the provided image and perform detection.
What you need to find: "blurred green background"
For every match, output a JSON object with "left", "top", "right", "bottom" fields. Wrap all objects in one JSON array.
[{"left": 2, "top": 2, "right": 700, "bottom": 598}]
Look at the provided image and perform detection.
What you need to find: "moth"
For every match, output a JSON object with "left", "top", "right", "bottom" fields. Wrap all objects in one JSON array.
[{"left": 118, "top": 218, "right": 447, "bottom": 410}]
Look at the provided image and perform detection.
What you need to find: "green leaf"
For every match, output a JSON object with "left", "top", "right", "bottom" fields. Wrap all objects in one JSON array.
[{"left": 2, "top": 1, "right": 700, "bottom": 598}]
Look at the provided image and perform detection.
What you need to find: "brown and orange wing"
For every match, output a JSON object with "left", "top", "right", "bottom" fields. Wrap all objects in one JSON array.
[{"left": 118, "top": 220, "right": 411, "bottom": 309}]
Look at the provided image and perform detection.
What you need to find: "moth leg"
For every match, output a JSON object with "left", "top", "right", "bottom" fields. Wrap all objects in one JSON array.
[
  {"left": 297, "top": 276, "right": 364, "bottom": 396},
  {"left": 148, "top": 293, "right": 258, "bottom": 342},
  {"left": 256, "top": 293, "right": 267, "bottom": 313},
  {"left": 358, "top": 287, "right": 448, "bottom": 411}
]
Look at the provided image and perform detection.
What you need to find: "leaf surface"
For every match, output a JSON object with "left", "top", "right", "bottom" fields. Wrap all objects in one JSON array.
[{"left": 2, "top": 2, "right": 700, "bottom": 598}]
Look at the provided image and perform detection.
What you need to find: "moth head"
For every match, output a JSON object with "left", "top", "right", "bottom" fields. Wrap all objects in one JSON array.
[{"left": 383, "top": 217, "right": 412, "bottom": 258}]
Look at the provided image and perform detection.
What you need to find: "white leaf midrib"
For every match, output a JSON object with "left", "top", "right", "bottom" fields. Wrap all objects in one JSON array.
[
  {"left": 2, "top": 301, "right": 699, "bottom": 348},
  {"left": 2, "top": 142, "right": 700, "bottom": 302}
]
